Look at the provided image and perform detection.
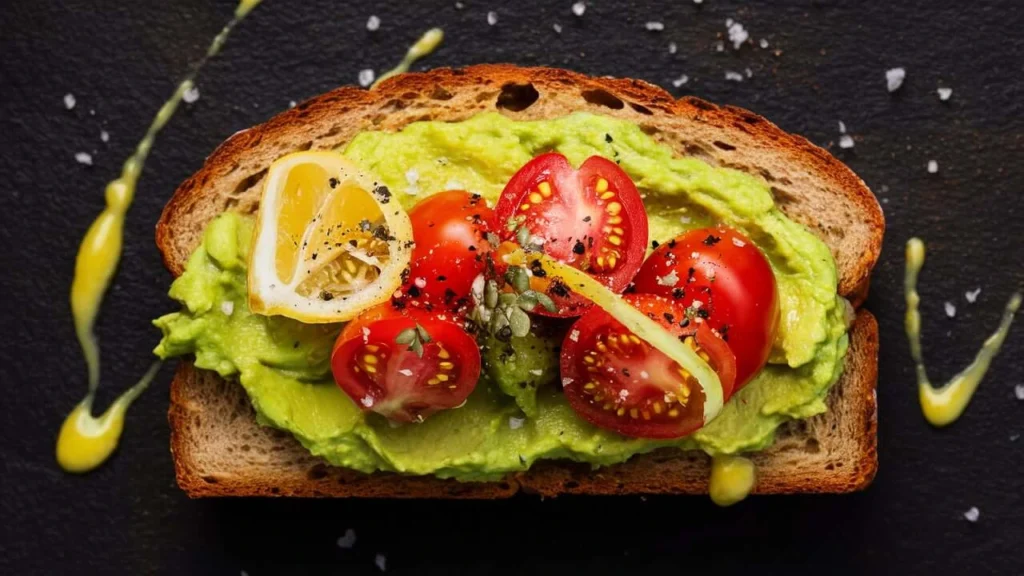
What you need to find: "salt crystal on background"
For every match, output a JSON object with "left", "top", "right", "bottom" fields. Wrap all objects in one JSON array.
[
  {"left": 100, "top": 130, "right": 110, "bottom": 143},
  {"left": 838, "top": 120, "right": 847, "bottom": 133},
  {"left": 182, "top": 85, "right": 200, "bottom": 104},
  {"left": 63, "top": 93, "right": 76, "bottom": 110},
  {"left": 944, "top": 301, "right": 956, "bottom": 318},
  {"left": 672, "top": 74, "right": 689, "bottom": 88},
  {"left": 963, "top": 507, "right": 980, "bottom": 522},
  {"left": 727, "top": 20, "right": 748, "bottom": 49},
  {"left": 553, "top": 23, "right": 563, "bottom": 33},
  {"left": 839, "top": 134, "right": 855, "bottom": 149},
  {"left": 358, "top": 69, "right": 375, "bottom": 87},
  {"left": 645, "top": 21, "right": 665, "bottom": 31},
  {"left": 487, "top": 11, "right": 498, "bottom": 25},
  {"left": 1014, "top": 384, "right": 1024, "bottom": 401},
  {"left": 759, "top": 38, "right": 769, "bottom": 48},
  {"left": 965, "top": 288, "right": 981, "bottom": 303},
  {"left": 928, "top": 160, "right": 939, "bottom": 173},
  {"left": 668, "top": 41, "right": 677, "bottom": 54},
  {"left": 572, "top": 1, "right": 586, "bottom": 17},
  {"left": 366, "top": 15, "right": 380, "bottom": 31},
  {"left": 886, "top": 67, "right": 906, "bottom": 92},
  {"left": 725, "top": 70, "right": 744, "bottom": 82},
  {"left": 336, "top": 529, "right": 357, "bottom": 549},
  {"left": 509, "top": 417, "right": 524, "bottom": 430},
  {"left": 938, "top": 87, "right": 952, "bottom": 101},
  {"left": 375, "top": 554, "right": 387, "bottom": 572},
  {"left": 74, "top": 152, "right": 93, "bottom": 165}
]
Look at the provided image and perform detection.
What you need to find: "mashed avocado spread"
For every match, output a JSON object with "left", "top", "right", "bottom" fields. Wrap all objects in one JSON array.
[{"left": 155, "top": 112, "right": 849, "bottom": 482}]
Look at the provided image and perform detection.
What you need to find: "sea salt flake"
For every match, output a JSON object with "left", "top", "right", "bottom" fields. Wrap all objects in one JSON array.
[
  {"left": 619, "top": 389, "right": 629, "bottom": 399},
  {"left": 725, "top": 70, "right": 744, "bottom": 82},
  {"left": 366, "top": 15, "right": 381, "bottom": 31},
  {"left": 744, "top": 67, "right": 753, "bottom": 78},
  {"left": 732, "top": 237, "right": 746, "bottom": 247},
  {"left": 1014, "top": 384, "right": 1024, "bottom": 400},
  {"left": 362, "top": 326, "right": 371, "bottom": 343},
  {"left": 572, "top": 1, "right": 586, "bottom": 17},
  {"left": 487, "top": 11, "right": 498, "bottom": 25},
  {"left": 963, "top": 507, "right": 980, "bottom": 522},
  {"left": 965, "top": 288, "right": 981, "bottom": 303},
  {"left": 74, "top": 152, "right": 93, "bottom": 165},
  {"left": 220, "top": 301, "right": 235, "bottom": 316},
  {"left": 657, "top": 270, "right": 680, "bottom": 286},
  {"left": 672, "top": 74, "right": 689, "bottom": 88},
  {"left": 375, "top": 554, "right": 387, "bottom": 572},
  {"left": 100, "top": 130, "right": 110, "bottom": 143},
  {"left": 336, "top": 529, "right": 357, "bottom": 549},
  {"left": 361, "top": 395, "right": 374, "bottom": 407},
  {"left": 727, "top": 20, "right": 749, "bottom": 49},
  {"left": 529, "top": 368, "right": 543, "bottom": 376},
  {"left": 927, "top": 160, "right": 939, "bottom": 174},
  {"left": 509, "top": 417, "right": 525, "bottom": 430},
  {"left": 63, "top": 93, "right": 76, "bottom": 110},
  {"left": 182, "top": 85, "right": 200, "bottom": 104},
  {"left": 838, "top": 120, "right": 847, "bottom": 134},
  {"left": 640, "top": 370, "right": 649, "bottom": 379},
  {"left": 886, "top": 67, "right": 906, "bottom": 92},
  {"left": 553, "top": 23, "right": 563, "bottom": 33},
  {"left": 398, "top": 369, "right": 413, "bottom": 377},
  {"left": 839, "top": 134, "right": 855, "bottom": 149},
  {"left": 944, "top": 301, "right": 956, "bottom": 318},
  {"left": 937, "top": 87, "right": 952, "bottom": 101},
  {"left": 759, "top": 38, "right": 769, "bottom": 49},
  {"left": 569, "top": 329, "right": 580, "bottom": 342},
  {"left": 668, "top": 41, "right": 677, "bottom": 54},
  {"left": 358, "top": 69, "right": 375, "bottom": 88},
  {"left": 561, "top": 377, "right": 574, "bottom": 387},
  {"left": 645, "top": 21, "right": 665, "bottom": 31}
]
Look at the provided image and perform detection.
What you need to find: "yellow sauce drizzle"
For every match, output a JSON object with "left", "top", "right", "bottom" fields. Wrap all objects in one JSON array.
[
  {"left": 371, "top": 28, "right": 444, "bottom": 88},
  {"left": 708, "top": 455, "right": 756, "bottom": 506},
  {"left": 904, "top": 237, "right": 1022, "bottom": 427},
  {"left": 58, "top": 0, "right": 263, "bottom": 473}
]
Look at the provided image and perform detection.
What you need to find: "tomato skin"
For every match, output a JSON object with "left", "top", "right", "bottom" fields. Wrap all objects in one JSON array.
[
  {"left": 560, "top": 294, "right": 736, "bottom": 439},
  {"left": 331, "top": 304, "right": 481, "bottom": 422},
  {"left": 401, "top": 191, "right": 494, "bottom": 312},
  {"left": 492, "top": 153, "right": 648, "bottom": 317},
  {"left": 632, "top": 227, "right": 779, "bottom": 391}
]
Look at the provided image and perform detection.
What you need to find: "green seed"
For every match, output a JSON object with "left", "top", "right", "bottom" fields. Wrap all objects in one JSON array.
[
  {"left": 511, "top": 266, "right": 530, "bottom": 293},
  {"left": 499, "top": 292, "right": 518, "bottom": 307},
  {"left": 509, "top": 307, "right": 531, "bottom": 337},
  {"left": 517, "top": 292, "right": 538, "bottom": 311},
  {"left": 534, "top": 292, "right": 557, "bottom": 313},
  {"left": 395, "top": 328, "right": 416, "bottom": 345},
  {"left": 415, "top": 323, "right": 432, "bottom": 343},
  {"left": 516, "top": 226, "right": 530, "bottom": 247}
]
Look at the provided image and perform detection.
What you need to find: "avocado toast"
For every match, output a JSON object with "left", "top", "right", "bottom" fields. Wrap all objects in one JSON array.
[{"left": 156, "top": 65, "right": 883, "bottom": 498}]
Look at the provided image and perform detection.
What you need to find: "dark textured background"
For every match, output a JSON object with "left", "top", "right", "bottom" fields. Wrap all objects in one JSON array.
[{"left": 2, "top": 0, "right": 1023, "bottom": 574}]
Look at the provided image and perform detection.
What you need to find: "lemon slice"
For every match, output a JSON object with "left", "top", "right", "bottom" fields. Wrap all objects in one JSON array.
[{"left": 248, "top": 151, "right": 413, "bottom": 323}]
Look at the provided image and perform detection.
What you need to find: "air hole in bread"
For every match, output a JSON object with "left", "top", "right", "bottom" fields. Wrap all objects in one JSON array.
[
  {"left": 307, "top": 464, "right": 329, "bottom": 481},
  {"left": 685, "top": 97, "right": 717, "bottom": 112},
  {"left": 270, "top": 487, "right": 281, "bottom": 494},
  {"left": 564, "top": 480, "right": 580, "bottom": 489},
  {"left": 629, "top": 102, "right": 653, "bottom": 115},
  {"left": 232, "top": 168, "right": 268, "bottom": 197},
  {"left": 713, "top": 140, "right": 737, "bottom": 151},
  {"left": 495, "top": 82, "right": 540, "bottom": 112},
  {"left": 296, "top": 141, "right": 313, "bottom": 152},
  {"left": 202, "top": 475, "right": 218, "bottom": 484},
  {"left": 825, "top": 463, "right": 835, "bottom": 471},
  {"left": 805, "top": 438, "right": 820, "bottom": 453},
  {"left": 401, "top": 91, "right": 419, "bottom": 100},
  {"left": 640, "top": 124, "right": 659, "bottom": 136},
  {"left": 429, "top": 85, "right": 453, "bottom": 100},
  {"left": 498, "top": 482, "right": 511, "bottom": 490},
  {"left": 475, "top": 90, "right": 498, "bottom": 103},
  {"left": 581, "top": 88, "right": 625, "bottom": 110},
  {"left": 319, "top": 125, "right": 344, "bottom": 139}
]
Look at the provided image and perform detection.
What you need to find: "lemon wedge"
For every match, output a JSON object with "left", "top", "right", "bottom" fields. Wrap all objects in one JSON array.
[{"left": 248, "top": 151, "right": 413, "bottom": 323}]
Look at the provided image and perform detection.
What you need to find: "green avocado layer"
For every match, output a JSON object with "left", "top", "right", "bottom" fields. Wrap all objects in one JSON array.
[{"left": 154, "top": 112, "right": 848, "bottom": 482}]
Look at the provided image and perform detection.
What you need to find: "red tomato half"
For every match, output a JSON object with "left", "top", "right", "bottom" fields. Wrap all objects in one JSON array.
[
  {"left": 331, "top": 304, "right": 481, "bottom": 423},
  {"left": 560, "top": 294, "right": 736, "bottom": 439},
  {"left": 493, "top": 153, "right": 648, "bottom": 317},
  {"left": 632, "top": 227, "right": 779, "bottom": 391},
  {"left": 399, "top": 190, "right": 494, "bottom": 313}
]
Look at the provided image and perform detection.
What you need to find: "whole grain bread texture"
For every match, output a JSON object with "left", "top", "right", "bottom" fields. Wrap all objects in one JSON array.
[{"left": 157, "top": 64, "right": 884, "bottom": 498}]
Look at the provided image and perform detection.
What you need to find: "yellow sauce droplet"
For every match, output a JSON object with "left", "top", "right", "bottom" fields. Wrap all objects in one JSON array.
[
  {"left": 904, "top": 237, "right": 1021, "bottom": 427},
  {"left": 59, "top": 0, "right": 261, "bottom": 474},
  {"left": 372, "top": 28, "right": 445, "bottom": 89},
  {"left": 708, "top": 455, "right": 756, "bottom": 506},
  {"left": 56, "top": 363, "right": 161, "bottom": 473}
]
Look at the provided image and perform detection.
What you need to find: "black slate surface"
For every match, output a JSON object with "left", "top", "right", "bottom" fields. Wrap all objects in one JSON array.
[{"left": 2, "top": 0, "right": 1023, "bottom": 574}]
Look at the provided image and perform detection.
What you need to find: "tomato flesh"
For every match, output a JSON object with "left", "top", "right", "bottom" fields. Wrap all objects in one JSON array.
[
  {"left": 560, "top": 294, "right": 736, "bottom": 439},
  {"left": 493, "top": 153, "right": 648, "bottom": 316},
  {"left": 331, "top": 304, "right": 481, "bottom": 422},
  {"left": 632, "top": 227, "right": 779, "bottom": 392},
  {"left": 399, "top": 190, "right": 494, "bottom": 313}
]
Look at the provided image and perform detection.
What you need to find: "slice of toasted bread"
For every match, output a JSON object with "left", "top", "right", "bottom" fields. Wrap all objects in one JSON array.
[{"left": 157, "top": 64, "right": 884, "bottom": 498}]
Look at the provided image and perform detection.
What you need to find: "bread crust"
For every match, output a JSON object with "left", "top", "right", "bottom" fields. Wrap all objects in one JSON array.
[{"left": 156, "top": 65, "right": 883, "bottom": 498}]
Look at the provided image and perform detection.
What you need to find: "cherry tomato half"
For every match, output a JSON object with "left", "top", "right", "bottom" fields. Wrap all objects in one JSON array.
[
  {"left": 331, "top": 304, "right": 481, "bottom": 423},
  {"left": 399, "top": 190, "right": 494, "bottom": 313},
  {"left": 493, "top": 153, "right": 648, "bottom": 317},
  {"left": 560, "top": 294, "right": 736, "bottom": 439},
  {"left": 631, "top": 227, "right": 779, "bottom": 391}
]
